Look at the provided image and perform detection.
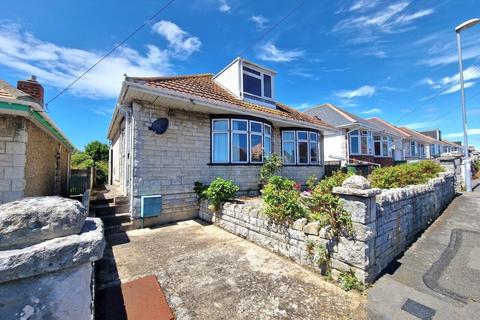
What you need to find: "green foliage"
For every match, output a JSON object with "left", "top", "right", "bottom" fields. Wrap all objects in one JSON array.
[
  {"left": 193, "top": 181, "right": 208, "bottom": 200},
  {"left": 95, "top": 160, "right": 108, "bottom": 185},
  {"left": 313, "top": 243, "right": 329, "bottom": 266},
  {"left": 262, "top": 176, "right": 306, "bottom": 221},
  {"left": 473, "top": 159, "right": 480, "bottom": 171},
  {"left": 315, "top": 170, "right": 352, "bottom": 194},
  {"left": 368, "top": 160, "right": 444, "bottom": 189},
  {"left": 71, "top": 152, "right": 94, "bottom": 169},
  {"left": 337, "top": 269, "right": 365, "bottom": 292},
  {"left": 203, "top": 177, "right": 239, "bottom": 208},
  {"left": 259, "top": 154, "right": 282, "bottom": 184},
  {"left": 84, "top": 140, "right": 109, "bottom": 163},
  {"left": 306, "top": 175, "right": 319, "bottom": 190}
]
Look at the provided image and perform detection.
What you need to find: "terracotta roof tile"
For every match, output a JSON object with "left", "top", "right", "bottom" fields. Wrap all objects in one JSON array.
[
  {"left": 128, "top": 74, "right": 334, "bottom": 129},
  {"left": 0, "top": 87, "right": 12, "bottom": 99}
]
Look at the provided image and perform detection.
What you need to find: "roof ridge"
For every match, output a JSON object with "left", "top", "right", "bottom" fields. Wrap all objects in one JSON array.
[{"left": 128, "top": 73, "right": 214, "bottom": 81}]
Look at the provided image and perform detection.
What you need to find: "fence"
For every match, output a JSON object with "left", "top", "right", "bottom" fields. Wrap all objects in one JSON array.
[{"left": 69, "top": 167, "right": 95, "bottom": 196}]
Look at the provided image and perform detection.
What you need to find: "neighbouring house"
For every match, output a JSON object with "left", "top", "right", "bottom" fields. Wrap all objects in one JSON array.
[
  {"left": 107, "top": 58, "right": 337, "bottom": 227},
  {"left": 365, "top": 117, "right": 409, "bottom": 163},
  {"left": 420, "top": 129, "right": 443, "bottom": 158},
  {"left": 304, "top": 103, "right": 399, "bottom": 167},
  {"left": 0, "top": 76, "right": 74, "bottom": 204},
  {"left": 396, "top": 127, "right": 435, "bottom": 160}
]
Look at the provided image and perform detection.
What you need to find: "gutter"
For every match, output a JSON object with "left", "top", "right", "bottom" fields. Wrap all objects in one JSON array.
[{"left": 0, "top": 100, "right": 74, "bottom": 150}]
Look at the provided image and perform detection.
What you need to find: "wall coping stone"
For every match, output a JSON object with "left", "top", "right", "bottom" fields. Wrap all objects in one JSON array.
[
  {"left": 0, "top": 217, "right": 105, "bottom": 284},
  {"left": 333, "top": 187, "right": 382, "bottom": 197}
]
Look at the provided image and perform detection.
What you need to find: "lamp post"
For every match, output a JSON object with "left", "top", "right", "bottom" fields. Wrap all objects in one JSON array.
[{"left": 455, "top": 18, "right": 480, "bottom": 192}]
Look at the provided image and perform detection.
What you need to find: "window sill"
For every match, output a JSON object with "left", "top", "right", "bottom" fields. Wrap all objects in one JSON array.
[{"left": 208, "top": 163, "right": 264, "bottom": 166}]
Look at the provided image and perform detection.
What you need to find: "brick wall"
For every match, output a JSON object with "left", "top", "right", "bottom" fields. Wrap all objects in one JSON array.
[
  {"left": 0, "top": 115, "right": 27, "bottom": 204},
  {"left": 130, "top": 102, "right": 324, "bottom": 226}
]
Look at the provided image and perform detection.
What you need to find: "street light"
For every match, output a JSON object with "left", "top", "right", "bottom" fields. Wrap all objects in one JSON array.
[{"left": 455, "top": 18, "right": 480, "bottom": 192}]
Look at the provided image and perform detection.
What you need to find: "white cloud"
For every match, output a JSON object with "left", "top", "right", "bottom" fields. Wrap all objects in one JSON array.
[
  {"left": 444, "top": 128, "right": 480, "bottom": 139},
  {"left": 0, "top": 22, "right": 200, "bottom": 99},
  {"left": 365, "top": 50, "right": 387, "bottom": 58},
  {"left": 152, "top": 20, "right": 201, "bottom": 58},
  {"left": 361, "top": 108, "right": 382, "bottom": 114},
  {"left": 250, "top": 15, "right": 268, "bottom": 30},
  {"left": 441, "top": 66, "right": 480, "bottom": 85},
  {"left": 349, "top": 0, "right": 379, "bottom": 12},
  {"left": 441, "top": 81, "right": 475, "bottom": 95},
  {"left": 418, "top": 77, "right": 441, "bottom": 89},
  {"left": 218, "top": 0, "right": 231, "bottom": 13},
  {"left": 335, "top": 85, "right": 376, "bottom": 99},
  {"left": 333, "top": 1, "right": 434, "bottom": 42},
  {"left": 419, "top": 44, "right": 480, "bottom": 66},
  {"left": 257, "top": 42, "right": 304, "bottom": 62},
  {"left": 403, "top": 119, "right": 444, "bottom": 130}
]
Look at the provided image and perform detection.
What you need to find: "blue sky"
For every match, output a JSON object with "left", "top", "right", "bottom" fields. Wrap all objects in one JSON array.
[{"left": 1, "top": 0, "right": 480, "bottom": 149}]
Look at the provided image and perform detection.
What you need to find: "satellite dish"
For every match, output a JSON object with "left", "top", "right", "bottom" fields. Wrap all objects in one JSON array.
[{"left": 149, "top": 118, "right": 169, "bottom": 134}]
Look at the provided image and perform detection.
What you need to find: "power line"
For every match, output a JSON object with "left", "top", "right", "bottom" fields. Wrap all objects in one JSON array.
[
  {"left": 45, "top": 0, "right": 177, "bottom": 107},
  {"left": 237, "top": 0, "right": 307, "bottom": 57}
]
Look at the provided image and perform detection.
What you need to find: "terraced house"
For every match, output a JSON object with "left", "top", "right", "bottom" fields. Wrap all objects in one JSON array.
[
  {"left": 0, "top": 77, "right": 74, "bottom": 204},
  {"left": 107, "top": 58, "right": 337, "bottom": 228}
]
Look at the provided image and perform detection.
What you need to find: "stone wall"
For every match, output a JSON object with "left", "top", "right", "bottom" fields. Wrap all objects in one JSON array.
[
  {"left": 0, "top": 115, "right": 27, "bottom": 204},
  {"left": 131, "top": 102, "right": 324, "bottom": 227},
  {"left": 0, "top": 197, "right": 105, "bottom": 319},
  {"left": 199, "top": 173, "right": 455, "bottom": 283},
  {"left": 24, "top": 120, "right": 70, "bottom": 197},
  {"left": 436, "top": 155, "right": 463, "bottom": 191}
]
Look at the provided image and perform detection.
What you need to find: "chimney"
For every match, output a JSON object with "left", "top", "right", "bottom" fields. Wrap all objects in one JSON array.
[{"left": 17, "top": 75, "right": 44, "bottom": 106}]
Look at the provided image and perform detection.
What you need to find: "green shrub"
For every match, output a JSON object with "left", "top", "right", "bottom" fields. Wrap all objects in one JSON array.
[
  {"left": 259, "top": 154, "right": 282, "bottom": 184},
  {"left": 95, "top": 160, "right": 109, "bottom": 185},
  {"left": 193, "top": 181, "right": 208, "bottom": 200},
  {"left": 315, "top": 170, "right": 352, "bottom": 194},
  {"left": 306, "top": 175, "right": 319, "bottom": 190},
  {"left": 337, "top": 269, "right": 365, "bottom": 292},
  {"left": 203, "top": 178, "right": 239, "bottom": 209},
  {"left": 368, "top": 160, "right": 444, "bottom": 189},
  {"left": 262, "top": 176, "right": 306, "bottom": 221}
]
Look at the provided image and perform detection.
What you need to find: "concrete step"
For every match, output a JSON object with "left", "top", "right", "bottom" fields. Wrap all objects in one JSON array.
[
  {"left": 91, "top": 203, "right": 130, "bottom": 216},
  {"left": 105, "top": 221, "right": 134, "bottom": 234},
  {"left": 100, "top": 213, "right": 132, "bottom": 226},
  {"left": 114, "top": 196, "right": 129, "bottom": 206},
  {"left": 90, "top": 198, "right": 114, "bottom": 207}
]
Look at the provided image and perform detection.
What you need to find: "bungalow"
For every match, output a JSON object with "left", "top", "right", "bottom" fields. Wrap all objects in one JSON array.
[
  {"left": 304, "top": 104, "right": 399, "bottom": 166},
  {"left": 107, "top": 58, "right": 337, "bottom": 227},
  {"left": 0, "top": 76, "right": 74, "bottom": 204},
  {"left": 396, "top": 127, "right": 435, "bottom": 160},
  {"left": 365, "top": 117, "right": 409, "bottom": 163}
]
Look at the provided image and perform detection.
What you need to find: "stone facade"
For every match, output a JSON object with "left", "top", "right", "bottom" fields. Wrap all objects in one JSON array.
[
  {"left": 0, "top": 197, "right": 105, "bottom": 319},
  {"left": 436, "top": 155, "right": 463, "bottom": 191},
  {"left": 131, "top": 102, "right": 325, "bottom": 227},
  {"left": 199, "top": 173, "right": 455, "bottom": 283},
  {"left": 0, "top": 115, "right": 70, "bottom": 205},
  {"left": 0, "top": 115, "right": 27, "bottom": 204}
]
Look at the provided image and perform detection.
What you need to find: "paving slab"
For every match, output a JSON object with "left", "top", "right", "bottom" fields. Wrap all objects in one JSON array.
[
  {"left": 367, "top": 182, "right": 480, "bottom": 319},
  {"left": 96, "top": 219, "right": 366, "bottom": 320}
]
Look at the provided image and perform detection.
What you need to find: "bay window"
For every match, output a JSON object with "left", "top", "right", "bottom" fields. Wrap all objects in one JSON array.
[
  {"left": 211, "top": 118, "right": 272, "bottom": 164},
  {"left": 374, "top": 136, "right": 393, "bottom": 157},
  {"left": 282, "top": 130, "right": 320, "bottom": 165},
  {"left": 349, "top": 130, "right": 373, "bottom": 155}
]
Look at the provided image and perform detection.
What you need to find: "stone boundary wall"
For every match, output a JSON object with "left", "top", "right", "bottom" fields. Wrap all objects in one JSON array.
[{"left": 199, "top": 172, "right": 455, "bottom": 283}]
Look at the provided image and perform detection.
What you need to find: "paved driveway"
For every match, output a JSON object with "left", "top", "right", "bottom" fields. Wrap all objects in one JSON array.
[{"left": 96, "top": 220, "right": 366, "bottom": 320}]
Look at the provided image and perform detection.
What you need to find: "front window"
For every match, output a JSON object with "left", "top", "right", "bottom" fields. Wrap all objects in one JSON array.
[
  {"left": 410, "top": 141, "right": 417, "bottom": 157},
  {"left": 282, "top": 130, "right": 321, "bottom": 165},
  {"left": 374, "top": 136, "right": 393, "bottom": 157},
  {"left": 211, "top": 118, "right": 272, "bottom": 164},
  {"left": 349, "top": 130, "right": 373, "bottom": 155}
]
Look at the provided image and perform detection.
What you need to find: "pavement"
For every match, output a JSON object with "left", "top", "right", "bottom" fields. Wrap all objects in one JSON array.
[
  {"left": 367, "top": 181, "right": 480, "bottom": 319},
  {"left": 96, "top": 220, "right": 366, "bottom": 320}
]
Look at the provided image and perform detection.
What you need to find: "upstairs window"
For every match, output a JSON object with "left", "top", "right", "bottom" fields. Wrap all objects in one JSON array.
[{"left": 242, "top": 66, "right": 273, "bottom": 100}]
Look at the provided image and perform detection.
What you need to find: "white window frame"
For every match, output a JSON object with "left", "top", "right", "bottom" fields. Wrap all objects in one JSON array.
[
  {"left": 264, "top": 124, "right": 272, "bottom": 158},
  {"left": 282, "top": 130, "right": 296, "bottom": 165},
  {"left": 374, "top": 135, "right": 393, "bottom": 157},
  {"left": 250, "top": 120, "right": 264, "bottom": 163},
  {"left": 231, "top": 119, "right": 249, "bottom": 164},
  {"left": 309, "top": 132, "right": 319, "bottom": 164},
  {"left": 296, "top": 131, "right": 309, "bottom": 164},
  {"left": 349, "top": 130, "right": 373, "bottom": 155},
  {"left": 211, "top": 119, "right": 230, "bottom": 163},
  {"left": 242, "top": 65, "right": 274, "bottom": 100}
]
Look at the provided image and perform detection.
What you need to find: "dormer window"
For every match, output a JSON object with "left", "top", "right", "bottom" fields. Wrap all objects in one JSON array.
[{"left": 242, "top": 65, "right": 274, "bottom": 105}]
